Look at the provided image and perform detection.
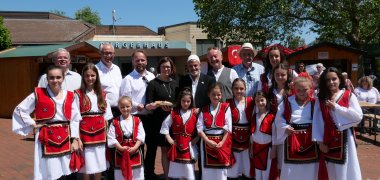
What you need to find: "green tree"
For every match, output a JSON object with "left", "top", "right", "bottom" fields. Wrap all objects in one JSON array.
[
  {"left": 75, "top": 6, "right": 101, "bottom": 25},
  {"left": 0, "top": 16, "right": 12, "bottom": 51},
  {"left": 50, "top": 10, "right": 66, "bottom": 16},
  {"left": 193, "top": 0, "right": 380, "bottom": 49}
]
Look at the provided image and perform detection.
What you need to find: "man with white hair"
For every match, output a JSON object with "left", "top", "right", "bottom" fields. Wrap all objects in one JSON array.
[
  {"left": 179, "top": 54, "right": 216, "bottom": 109},
  {"left": 96, "top": 43, "right": 122, "bottom": 117},
  {"left": 207, "top": 47, "right": 239, "bottom": 101},
  {"left": 38, "top": 48, "right": 81, "bottom": 90},
  {"left": 232, "top": 42, "right": 264, "bottom": 96}
]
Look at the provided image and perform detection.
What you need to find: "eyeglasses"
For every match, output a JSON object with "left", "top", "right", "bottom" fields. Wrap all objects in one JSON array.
[
  {"left": 246, "top": 72, "right": 252, "bottom": 81},
  {"left": 101, "top": 52, "right": 114, "bottom": 56},
  {"left": 316, "top": 66, "right": 321, "bottom": 69},
  {"left": 142, "top": 76, "right": 149, "bottom": 84}
]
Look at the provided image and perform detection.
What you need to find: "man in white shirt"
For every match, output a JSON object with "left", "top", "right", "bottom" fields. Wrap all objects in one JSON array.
[
  {"left": 95, "top": 43, "right": 122, "bottom": 117},
  {"left": 120, "top": 50, "right": 155, "bottom": 115},
  {"left": 38, "top": 48, "right": 81, "bottom": 91},
  {"left": 207, "top": 47, "right": 239, "bottom": 101}
]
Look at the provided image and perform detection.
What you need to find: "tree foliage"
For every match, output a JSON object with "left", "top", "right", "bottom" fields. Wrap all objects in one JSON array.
[
  {"left": 0, "top": 16, "right": 12, "bottom": 51},
  {"left": 193, "top": 0, "right": 380, "bottom": 49},
  {"left": 75, "top": 6, "right": 101, "bottom": 25}
]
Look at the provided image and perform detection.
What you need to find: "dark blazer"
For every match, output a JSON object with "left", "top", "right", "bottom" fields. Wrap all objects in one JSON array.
[{"left": 179, "top": 73, "right": 216, "bottom": 108}]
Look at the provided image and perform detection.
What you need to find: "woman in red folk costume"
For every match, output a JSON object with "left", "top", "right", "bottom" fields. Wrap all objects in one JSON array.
[
  {"left": 313, "top": 67, "right": 362, "bottom": 180},
  {"left": 275, "top": 75, "right": 319, "bottom": 180},
  {"left": 160, "top": 87, "right": 199, "bottom": 180},
  {"left": 258, "top": 46, "right": 297, "bottom": 93},
  {"left": 227, "top": 78, "right": 254, "bottom": 179},
  {"left": 197, "top": 83, "right": 233, "bottom": 180},
  {"left": 74, "top": 63, "right": 113, "bottom": 180},
  {"left": 12, "top": 65, "right": 81, "bottom": 180},
  {"left": 250, "top": 91, "right": 277, "bottom": 180},
  {"left": 107, "top": 96, "right": 145, "bottom": 180},
  {"left": 268, "top": 63, "right": 293, "bottom": 176}
]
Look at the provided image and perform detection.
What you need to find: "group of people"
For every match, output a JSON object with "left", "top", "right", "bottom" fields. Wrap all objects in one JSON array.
[{"left": 12, "top": 42, "right": 364, "bottom": 180}]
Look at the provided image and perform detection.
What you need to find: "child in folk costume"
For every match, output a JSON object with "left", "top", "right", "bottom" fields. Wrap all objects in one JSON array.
[
  {"left": 313, "top": 67, "right": 362, "bottom": 180},
  {"left": 197, "top": 83, "right": 233, "bottom": 180},
  {"left": 275, "top": 75, "right": 319, "bottom": 180},
  {"left": 269, "top": 63, "right": 293, "bottom": 175},
  {"left": 107, "top": 96, "right": 145, "bottom": 180},
  {"left": 12, "top": 65, "right": 82, "bottom": 180},
  {"left": 227, "top": 79, "right": 254, "bottom": 179},
  {"left": 74, "top": 63, "right": 113, "bottom": 180},
  {"left": 160, "top": 87, "right": 199, "bottom": 180},
  {"left": 250, "top": 91, "right": 277, "bottom": 180}
]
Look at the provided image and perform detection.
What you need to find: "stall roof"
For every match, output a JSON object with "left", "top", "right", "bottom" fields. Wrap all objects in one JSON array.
[{"left": 0, "top": 44, "right": 73, "bottom": 58}]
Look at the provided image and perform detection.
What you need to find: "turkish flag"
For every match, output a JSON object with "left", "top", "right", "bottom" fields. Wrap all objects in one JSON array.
[{"left": 227, "top": 45, "right": 242, "bottom": 66}]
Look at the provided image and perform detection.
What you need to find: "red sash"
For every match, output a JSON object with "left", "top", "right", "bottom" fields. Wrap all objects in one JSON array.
[
  {"left": 202, "top": 103, "right": 229, "bottom": 129},
  {"left": 113, "top": 116, "right": 143, "bottom": 168},
  {"left": 169, "top": 109, "right": 197, "bottom": 163},
  {"left": 203, "top": 133, "right": 232, "bottom": 168},
  {"left": 38, "top": 123, "right": 71, "bottom": 157},
  {"left": 250, "top": 142, "right": 271, "bottom": 170},
  {"left": 35, "top": 87, "right": 73, "bottom": 121},
  {"left": 320, "top": 90, "right": 351, "bottom": 163},
  {"left": 283, "top": 97, "right": 318, "bottom": 163}
]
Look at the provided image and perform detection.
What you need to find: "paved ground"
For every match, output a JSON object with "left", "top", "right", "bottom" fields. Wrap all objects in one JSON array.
[{"left": 0, "top": 118, "right": 379, "bottom": 179}]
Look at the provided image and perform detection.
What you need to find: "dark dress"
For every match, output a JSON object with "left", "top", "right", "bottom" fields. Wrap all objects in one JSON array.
[{"left": 144, "top": 76, "right": 178, "bottom": 175}]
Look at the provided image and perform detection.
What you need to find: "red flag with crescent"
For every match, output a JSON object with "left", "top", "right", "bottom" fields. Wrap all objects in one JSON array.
[{"left": 227, "top": 45, "right": 242, "bottom": 66}]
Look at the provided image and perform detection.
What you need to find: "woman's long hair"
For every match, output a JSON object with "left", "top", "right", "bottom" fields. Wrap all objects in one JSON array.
[
  {"left": 317, "top": 67, "right": 346, "bottom": 101},
  {"left": 264, "top": 46, "right": 287, "bottom": 76},
  {"left": 80, "top": 63, "right": 107, "bottom": 110},
  {"left": 270, "top": 63, "right": 292, "bottom": 96}
]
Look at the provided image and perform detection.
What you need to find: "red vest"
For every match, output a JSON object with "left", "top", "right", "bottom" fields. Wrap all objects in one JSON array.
[
  {"left": 169, "top": 109, "right": 198, "bottom": 163},
  {"left": 74, "top": 90, "right": 106, "bottom": 114},
  {"left": 320, "top": 90, "right": 351, "bottom": 163},
  {"left": 113, "top": 116, "right": 143, "bottom": 168},
  {"left": 228, "top": 97, "right": 254, "bottom": 124},
  {"left": 35, "top": 87, "right": 73, "bottom": 121},
  {"left": 202, "top": 103, "right": 229, "bottom": 129},
  {"left": 251, "top": 112, "right": 275, "bottom": 135},
  {"left": 283, "top": 96, "right": 318, "bottom": 163}
]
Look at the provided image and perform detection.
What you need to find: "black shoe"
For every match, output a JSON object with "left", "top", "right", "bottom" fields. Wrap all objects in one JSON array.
[{"left": 145, "top": 173, "right": 160, "bottom": 180}]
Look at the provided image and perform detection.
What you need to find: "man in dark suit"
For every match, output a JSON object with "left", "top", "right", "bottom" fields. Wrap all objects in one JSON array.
[
  {"left": 179, "top": 54, "right": 215, "bottom": 179},
  {"left": 179, "top": 55, "right": 216, "bottom": 110}
]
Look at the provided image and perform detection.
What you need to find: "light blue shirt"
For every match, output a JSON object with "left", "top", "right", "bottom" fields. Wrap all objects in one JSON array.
[{"left": 232, "top": 63, "right": 264, "bottom": 96}]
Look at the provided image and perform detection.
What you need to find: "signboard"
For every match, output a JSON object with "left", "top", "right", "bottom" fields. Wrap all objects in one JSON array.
[{"left": 318, "top": 52, "right": 329, "bottom": 59}]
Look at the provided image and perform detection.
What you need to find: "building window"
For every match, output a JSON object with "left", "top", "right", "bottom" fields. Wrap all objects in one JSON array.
[{"left": 196, "top": 39, "right": 222, "bottom": 56}]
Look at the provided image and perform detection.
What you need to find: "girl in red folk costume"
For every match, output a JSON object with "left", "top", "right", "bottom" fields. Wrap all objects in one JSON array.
[
  {"left": 227, "top": 79, "right": 254, "bottom": 179},
  {"left": 313, "top": 67, "right": 362, "bottom": 180},
  {"left": 12, "top": 65, "right": 81, "bottom": 180},
  {"left": 258, "top": 46, "right": 297, "bottom": 93},
  {"left": 74, "top": 63, "right": 113, "bottom": 180},
  {"left": 269, "top": 63, "right": 293, "bottom": 175},
  {"left": 197, "top": 83, "right": 233, "bottom": 180},
  {"left": 107, "top": 96, "right": 145, "bottom": 180},
  {"left": 160, "top": 87, "right": 199, "bottom": 180},
  {"left": 275, "top": 76, "right": 319, "bottom": 180},
  {"left": 250, "top": 91, "right": 277, "bottom": 180}
]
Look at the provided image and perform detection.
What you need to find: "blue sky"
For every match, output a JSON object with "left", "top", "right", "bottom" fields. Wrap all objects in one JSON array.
[{"left": 1, "top": 0, "right": 317, "bottom": 44}]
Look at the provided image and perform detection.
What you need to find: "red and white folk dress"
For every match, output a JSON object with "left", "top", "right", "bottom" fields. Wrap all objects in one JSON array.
[
  {"left": 12, "top": 87, "right": 82, "bottom": 180},
  {"left": 160, "top": 108, "right": 198, "bottom": 180},
  {"left": 196, "top": 102, "right": 232, "bottom": 180},
  {"left": 74, "top": 90, "right": 113, "bottom": 174}
]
